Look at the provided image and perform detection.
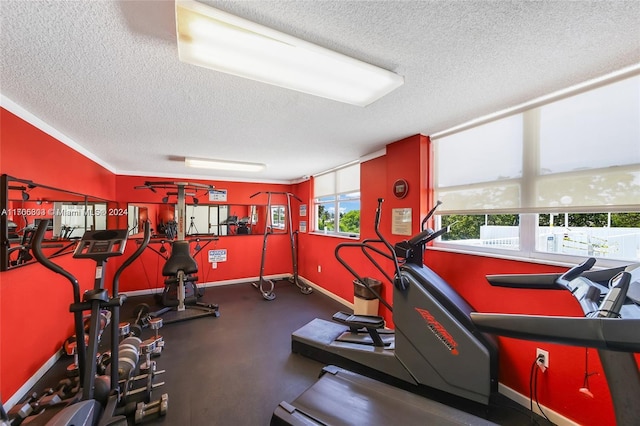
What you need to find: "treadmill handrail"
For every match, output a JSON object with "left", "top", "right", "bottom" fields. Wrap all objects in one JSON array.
[{"left": 470, "top": 312, "right": 640, "bottom": 352}]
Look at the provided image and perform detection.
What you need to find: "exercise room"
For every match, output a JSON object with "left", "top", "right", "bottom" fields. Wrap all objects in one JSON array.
[{"left": 1, "top": 1, "right": 639, "bottom": 425}]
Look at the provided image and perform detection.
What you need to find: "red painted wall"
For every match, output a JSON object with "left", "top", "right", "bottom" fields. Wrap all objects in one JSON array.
[
  {"left": 1, "top": 108, "right": 116, "bottom": 403},
  {"left": 1, "top": 109, "right": 115, "bottom": 199}
]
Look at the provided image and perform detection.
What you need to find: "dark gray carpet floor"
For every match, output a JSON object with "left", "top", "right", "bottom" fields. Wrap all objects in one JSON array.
[{"left": 22, "top": 280, "right": 552, "bottom": 425}]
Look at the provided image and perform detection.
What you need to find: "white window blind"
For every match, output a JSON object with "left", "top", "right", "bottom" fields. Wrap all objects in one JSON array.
[
  {"left": 434, "top": 75, "right": 640, "bottom": 214},
  {"left": 314, "top": 172, "right": 336, "bottom": 198},
  {"left": 535, "top": 76, "right": 640, "bottom": 211},
  {"left": 314, "top": 163, "right": 359, "bottom": 197},
  {"left": 434, "top": 114, "right": 523, "bottom": 213},
  {"left": 336, "top": 163, "right": 360, "bottom": 193}
]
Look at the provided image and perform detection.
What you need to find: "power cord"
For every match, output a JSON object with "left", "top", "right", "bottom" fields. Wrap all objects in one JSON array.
[
  {"left": 529, "top": 355, "right": 552, "bottom": 424},
  {"left": 579, "top": 348, "right": 598, "bottom": 398}
]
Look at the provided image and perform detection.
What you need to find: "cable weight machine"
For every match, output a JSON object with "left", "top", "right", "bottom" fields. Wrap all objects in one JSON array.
[
  {"left": 249, "top": 191, "right": 313, "bottom": 300},
  {"left": 134, "top": 181, "right": 220, "bottom": 323}
]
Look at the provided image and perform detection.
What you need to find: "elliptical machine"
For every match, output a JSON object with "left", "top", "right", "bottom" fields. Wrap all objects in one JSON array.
[
  {"left": 291, "top": 198, "right": 499, "bottom": 405},
  {"left": 29, "top": 220, "right": 167, "bottom": 425}
]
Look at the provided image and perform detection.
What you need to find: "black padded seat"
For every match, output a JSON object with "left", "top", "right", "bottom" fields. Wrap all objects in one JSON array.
[{"left": 162, "top": 241, "right": 198, "bottom": 276}]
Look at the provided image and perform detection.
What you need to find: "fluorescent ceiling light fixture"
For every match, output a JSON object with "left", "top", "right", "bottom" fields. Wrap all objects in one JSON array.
[
  {"left": 175, "top": 0, "right": 404, "bottom": 106},
  {"left": 185, "top": 157, "right": 266, "bottom": 172}
]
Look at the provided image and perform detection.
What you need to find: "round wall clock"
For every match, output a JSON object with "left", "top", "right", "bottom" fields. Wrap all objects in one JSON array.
[{"left": 393, "top": 179, "right": 409, "bottom": 199}]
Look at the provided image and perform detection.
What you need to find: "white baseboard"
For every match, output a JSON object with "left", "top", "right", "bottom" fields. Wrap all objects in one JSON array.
[
  {"left": 5, "top": 350, "right": 62, "bottom": 411},
  {"left": 122, "top": 273, "right": 291, "bottom": 297},
  {"left": 499, "top": 382, "right": 579, "bottom": 426},
  {"left": 297, "top": 275, "right": 353, "bottom": 309}
]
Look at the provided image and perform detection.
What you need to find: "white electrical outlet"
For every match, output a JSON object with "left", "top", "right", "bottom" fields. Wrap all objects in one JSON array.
[{"left": 536, "top": 348, "right": 549, "bottom": 369}]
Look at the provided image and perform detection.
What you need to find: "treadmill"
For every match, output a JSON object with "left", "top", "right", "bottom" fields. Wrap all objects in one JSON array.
[{"left": 471, "top": 259, "right": 640, "bottom": 426}]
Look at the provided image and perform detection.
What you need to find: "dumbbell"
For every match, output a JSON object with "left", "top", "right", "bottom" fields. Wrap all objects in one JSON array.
[
  {"left": 148, "top": 318, "right": 164, "bottom": 356},
  {"left": 132, "top": 304, "right": 151, "bottom": 330},
  {"left": 6, "top": 400, "right": 33, "bottom": 425},
  {"left": 138, "top": 338, "right": 157, "bottom": 375},
  {"left": 134, "top": 394, "right": 168, "bottom": 424},
  {"left": 30, "top": 388, "right": 62, "bottom": 414},
  {"left": 64, "top": 340, "right": 80, "bottom": 377}
]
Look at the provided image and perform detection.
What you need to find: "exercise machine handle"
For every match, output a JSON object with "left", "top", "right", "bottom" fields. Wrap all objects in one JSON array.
[
  {"left": 420, "top": 200, "right": 442, "bottom": 231},
  {"left": 113, "top": 221, "right": 151, "bottom": 295},
  {"left": 250, "top": 191, "right": 303, "bottom": 202},
  {"left": 557, "top": 257, "right": 597, "bottom": 287},
  {"left": 31, "top": 219, "right": 88, "bottom": 386},
  {"left": 31, "top": 219, "right": 80, "bottom": 301}
]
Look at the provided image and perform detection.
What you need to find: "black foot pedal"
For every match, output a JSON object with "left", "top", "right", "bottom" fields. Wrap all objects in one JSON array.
[{"left": 332, "top": 311, "right": 385, "bottom": 347}]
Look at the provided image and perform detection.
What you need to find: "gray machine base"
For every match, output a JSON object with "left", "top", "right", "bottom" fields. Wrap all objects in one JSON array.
[{"left": 272, "top": 366, "right": 497, "bottom": 426}]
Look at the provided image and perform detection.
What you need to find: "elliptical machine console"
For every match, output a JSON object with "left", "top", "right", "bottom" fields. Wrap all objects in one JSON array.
[{"left": 73, "top": 230, "right": 128, "bottom": 258}]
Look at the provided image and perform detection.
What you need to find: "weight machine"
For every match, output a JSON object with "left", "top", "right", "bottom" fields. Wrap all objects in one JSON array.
[{"left": 134, "top": 181, "right": 220, "bottom": 323}]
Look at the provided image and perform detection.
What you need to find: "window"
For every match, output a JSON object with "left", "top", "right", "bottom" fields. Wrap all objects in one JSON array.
[
  {"left": 313, "top": 163, "right": 360, "bottom": 236},
  {"left": 433, "top": 74, "right": 640, "bottom": 264},
  {"left": 271, "top": 206, "right": 286, "bottom": 230}
]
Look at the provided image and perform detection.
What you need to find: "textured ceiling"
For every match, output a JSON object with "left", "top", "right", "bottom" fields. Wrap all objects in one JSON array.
[{"left": 2, "top": 0, "right": 639, "bottom": 184}]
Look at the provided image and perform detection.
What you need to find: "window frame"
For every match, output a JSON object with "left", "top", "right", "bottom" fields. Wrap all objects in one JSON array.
[{"left": 313, "top": 163, "right": 361, "bottom": 238}]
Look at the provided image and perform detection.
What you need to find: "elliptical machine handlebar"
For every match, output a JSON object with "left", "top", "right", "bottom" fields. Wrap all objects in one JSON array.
[
  {"left": 372, "top": 198, "right": 406, "bottom": 290},
  {"left": 31, "top": 219, "right": 80, "bottom": 296},
  {"left": 113, "top": 221, "right": 151, "bottom": 295},
  {"left": 334, "top": 199, "right": 406, "bottom": 312},
  {"left": 31, "top": 219, "right": 88, "bottom": 386},
  {"left": 109, "top": 221, "right": 151, "bottom": 391}
]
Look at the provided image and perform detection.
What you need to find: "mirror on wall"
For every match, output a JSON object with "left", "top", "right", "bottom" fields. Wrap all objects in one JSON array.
[
  {"left": 1, "top": 174, "right": 110, "bottom": 271},
  {"left": 126, "top": 202, "right": 273, "bottom": 238}
]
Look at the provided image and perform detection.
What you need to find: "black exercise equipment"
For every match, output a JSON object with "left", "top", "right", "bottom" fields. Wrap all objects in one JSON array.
[
  {"left": 135, "top": 181, "right": 220, "bottom": 323},
  {"left": 220, "top": 215, "right": 251, "bottom": 235},
  {"left": 26, "top": 220, "right": 168, "bottom": 425},
  {"left": 290, "top": 198, "right": 498, "bottom": 407},
  {"left": 274, "top": 205, "right": 501, "bottom": 425},
  {"left": 249, "top": 191, "right": 312, "bottom": 300},
  {"left": 471, "top": 259, "right": 640, "bottom": 426},
  {"left": 148, "top": 239, "right": 220, "bottom": 324}
]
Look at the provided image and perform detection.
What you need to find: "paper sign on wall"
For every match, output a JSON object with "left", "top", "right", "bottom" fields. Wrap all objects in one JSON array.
[
  {"left": 299, "top": 221, "right": 307, "bottom": 233},
  {"left": 209, "top": 189, "right": 227, "bottom": 202},
  {"left": 300, "top": 204, "right": 307, "bottom": 216},
  {"left": 392, "top": 208, "right": 412, "bottom": 236},
  {"left": 208, "top": 249, "right": 227, "bottom": 262}
]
